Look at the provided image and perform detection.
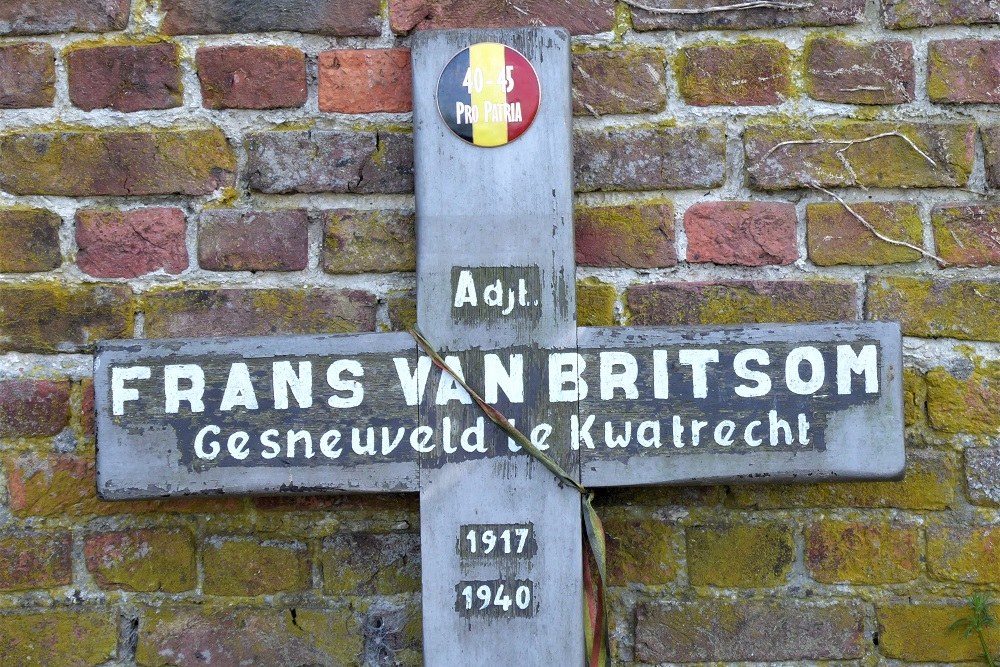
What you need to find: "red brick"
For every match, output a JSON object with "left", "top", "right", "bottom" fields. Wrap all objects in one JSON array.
[
  {"left": 805, "top": 520, "right": 920, "bottom": 584},
  {"left": 928, "top": 40, "right": 1000, "bottom": 104},
  {"left": 684, "top": 201, "right": 797, "bottom": 266},
  {"left": 0, "top": 284, "right": 134, "bottom": 353},
  {"left": 632, "top": 0, "right": 863, "bottom": 31},
  {"left": 0, "top": 379, "right": 70, "bottom": 437},
  {"left": 85, "top": 529, "right": 196, "bottom": 592},
  {"left": 198, "top": 209, "right": 308, "bottom": 272},
  {"left": 574, "top": 125, "right": 726, "bottom": 192},
  {"left": 246, "top": 130, "right": 413, "bottom": 194},
  {"left": 319, "top": 49, "right": 411, "bottom": 114},
  {"left": 0, "top": 43, "right": 54, "bottom": 108},
  {"left": 745, "top": 121, "right": 975, "bottom": 190},
  {"left": 636, "top": 600, "right": 864, "bottom": 662},
  {"left": 137, "top": 606, "right": 367, "bottom": 666},
  {"left": 203, "top": 537, "right": 310, "bottom": 595},
  {"left": 984, "top": 127, "right": 1000, "bottom": 188},
  {"left": 866, "top": 276, "right": 1000, "bottom": 341},
  {"left": 966, "top": 448, "right": 1000, "bottom": 506},
  {"left": 927, "top": 524, "right": 1000, "bottom": 583},
  {"left": 576, "top": 201, "right": 675, "bottom": 268},
  {"left": 143, "top": 288, "right": 376, "bottom": 338},
  {"left": 0, "top": 0, "right": 129, "bottom": 35},
  {"left": 805, "top": 37, "right": 914, "bottom": 104},
  {"left": 7, "top": 453, "right": 127, "bottom": 516},
  {"left": 162, "top": 0, "right": 381, "bottom": 35},
  {"left": 68, "top": 43, "right": 181, "bottom": 112},
  {"left": 389, "top": 0, "right": 615, "bottom": 35},
  {"left": 80, "top": 379, "right": 95, "bottom": 442},
  {"left": 0, "top": 129, "right": 236, "bottom": 196},
  {"left": 807, "top": 201, "right": 922, "bottom": 265},
  {"left": 572, "top": 48, "right": 666, "bottom": 116},
  {"left": 628, "top": 280, "right": 856, "bottom": 326},
  {"left": 678, "top": 42, "right": 792, "bottom": 106},
  {"left": 323, "top": 209, "right": 415, "bottom": 274},
  {"left": 0, "top": 208, "right": 61, "bottom": 272},
  {"left": 197, "top": 46, "right": 306, "bottom": 110},
  {"left": 884, "top": 0, "right": 1000, "bottom": 28},
  {"left": 0, "top": 532, "right": 71, "bottom": 591},
  {"left": 76, "top": 208, "right": 188, "bottom": 278},
  {"left": 933, "top": 204, "right": 1000, "bottom": 266}
]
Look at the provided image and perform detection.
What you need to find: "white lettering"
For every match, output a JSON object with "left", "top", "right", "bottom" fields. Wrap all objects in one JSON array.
[
  {"left": 786, "top": 347, "right": 825, "bottom": 395},
  {"left": 227, "top": 431, "right": 249, "bottom": 460},
  {"left": 679, "top": 349, "right": 719, "bottom": 399},
  {"left": 194, "top": 424, "right": 220, "bottom": 460},
  {"left": 733, "top": 349, "right": 771, "bottom": 398},
  {"left": 714, "top": 420, "right": 736, "bottom": 447},
  {"left": 326, "top": 359, "right": 364, "bottom": 408},
  {"left": 530, "top": 423, "right": 552, "bottom": 450},
  {"left": 273, "top": 361, "right": 313, "bottom": 409},
  {"left": 435, "top": 356, "right": 472, "bottom": 405},
  {"left": 461, "top": 417, "right": 486, "bottom": 453},
  {"left": 454, "top": 270, "right": 478, "bottom": 307},
  {"left": 484, "top": 354, "right": 524, "bottom": 404},
  {"left": 637, "top": 420, "right": 661, "bottom": 448},
  {"left": 287, "top": 429, "right": 313, "bottom": 458},
  {"left": 768, "top": 410, "right": 792, "bottom": 446},
  {"left": 320, "top": 430, "right": 342, "bottom": 458},
  {"left": 600, "top": 351, "right": 639, "bottom": 400},
  {"left": 164, "top": 364, "right": 205, "bottom": 414},
  {"left": 837, "top": 344, "right": 878, "bottom": 394},
  {"left": 549, "top": 353, "right": 587, "bottom": 402},
  {"left": 352, "top": 428, "right": 376, "bottom": 455},
  {"left": 571, "top": 414, "right": 596, "bottom": 450},
  {"left": 653, "top": 350, "right": 669, "bottom": 399},
  {"left": 112, "top": 366, "right": 150, "bottom": 415},
  {"left": 604, "top": 421, "right": 632, "bottom": 448},
  {"left": 260, "top": 429, "right": 280, "bottom": 459},
  {"left": 220, "top": 363, "right": 258, "bottom": 411},
  {"left": 410, "top": 426, "right": 434, "bottom": 453},
  {"left": 394, "top": 356, "right": 432, "bottom": 406}
]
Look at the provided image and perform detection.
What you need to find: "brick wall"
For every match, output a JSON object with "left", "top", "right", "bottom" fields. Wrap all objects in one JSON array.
[{"left": 0, "top": 0, "right": 998, "bottom": 664}]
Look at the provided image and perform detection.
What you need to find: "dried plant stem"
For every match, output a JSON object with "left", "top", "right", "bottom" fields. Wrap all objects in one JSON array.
[
  {"left": 811, "top": 185, "right": 949, "bottom": 266},
  {"left": 620, "top": 0, "right": 812, "bottom": 14},
  {"left": 758, "top": 131, "right": 938, "bottom": 186}
]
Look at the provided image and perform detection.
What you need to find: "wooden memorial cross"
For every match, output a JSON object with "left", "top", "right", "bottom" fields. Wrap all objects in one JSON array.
[{"left": 95, "top": 29, "right": 905, "bottom": 666}]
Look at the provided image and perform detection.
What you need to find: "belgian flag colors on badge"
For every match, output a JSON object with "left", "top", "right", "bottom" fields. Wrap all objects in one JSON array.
[{"left": 437, "top": 43, "right": 541, "bottom": 148}]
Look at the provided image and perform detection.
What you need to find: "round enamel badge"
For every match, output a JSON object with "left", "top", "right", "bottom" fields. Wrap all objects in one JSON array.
[{"left": 437, "top": 43, "right": 541, "bottom": 148}]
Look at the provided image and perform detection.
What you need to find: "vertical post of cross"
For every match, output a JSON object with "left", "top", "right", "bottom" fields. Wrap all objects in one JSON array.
[{"left": 411, "top": 28, "right": 583, "bottom": 664}]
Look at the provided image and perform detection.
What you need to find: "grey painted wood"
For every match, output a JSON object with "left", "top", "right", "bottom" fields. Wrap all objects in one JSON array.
[
  {"left": 412, "top": 28, "right": 583, "bottom": 666},
  {"left": 578, "top": 322, "right": 905, "bottom": 487},
  {"left": 95, "top": 332, "right": 420, "bottom": 498}
]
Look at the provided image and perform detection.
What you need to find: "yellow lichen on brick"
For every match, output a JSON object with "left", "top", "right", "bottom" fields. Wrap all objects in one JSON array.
[
  {"left": 877, "top": 603, "right": 1000, "bottom": 661},
  {"left": 806, "top": 519, "right": 920, "bottom": 584},
  {"left": 926, "top": 354, "right": 1000, "bottom": 434},
  {"left": 202, "top": 538, "right": 311, "bottom": 596},
  {"left": 0, "top": 611, "right": 118, "bottom": 666},
  {"left": 687, "top": 522, "right": 794, "bottom": 587},
  {"left": 727, "top": 450, "right": 956, "bottom": 510},
  {"left": 602, "top": 513, "right": 677, "bottom": 586},
  {"left": 577, "top": 278, "right": 617, "bottom": 326}
]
